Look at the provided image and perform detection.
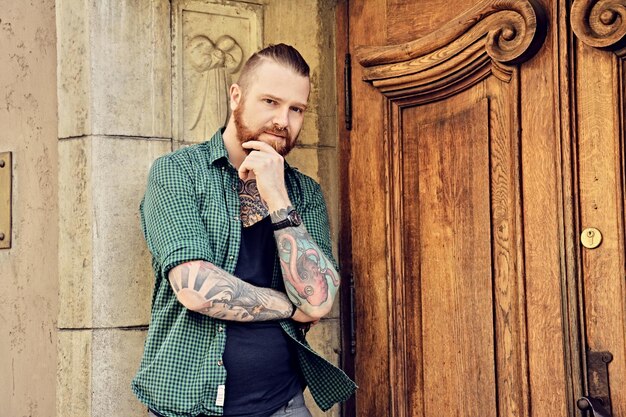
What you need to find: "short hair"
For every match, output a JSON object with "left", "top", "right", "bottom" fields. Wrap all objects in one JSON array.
[{"left": 237, "top": 43, "right": 310, "bottom": 90}]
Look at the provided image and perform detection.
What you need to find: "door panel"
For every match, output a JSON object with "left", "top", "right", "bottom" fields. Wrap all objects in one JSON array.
[
  {"left": 390, "top": 79, "right": 530, "bottom": 417},
  {"left": 343, "top": 0, "right": 626, "bottom": 416},
  {"left": 577, "top": 44, "right": 626, "bottom": 416},
  {"left": 405, "top": 94, "right": 497, "bottom": 417}
]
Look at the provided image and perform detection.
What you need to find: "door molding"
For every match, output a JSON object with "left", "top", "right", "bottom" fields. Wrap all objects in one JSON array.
[
  {"left": 571, "top": 0, "right": 626, "bottom": 55},
  {"left": 354, "top": 0, "right": 547, "bottom": 102}
]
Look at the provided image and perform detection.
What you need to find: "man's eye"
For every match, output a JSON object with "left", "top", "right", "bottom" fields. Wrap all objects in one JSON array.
[
  {"left": 263, "top": 98, "right": 276, "bottom": 105},
  {"left": 291, "top": 107, "right": 303, "bottom": 114}
]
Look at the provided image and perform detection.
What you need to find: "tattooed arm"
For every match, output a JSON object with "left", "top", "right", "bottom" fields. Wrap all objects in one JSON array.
[
  {"left": 169, "top": 260, "right": 315, "bottom": 322},
  {"left": 236, "top": 140, "right": 339, "bottom": 319},
  {"left": 272, "top": 206, "right": 340, "bottom": 320}
]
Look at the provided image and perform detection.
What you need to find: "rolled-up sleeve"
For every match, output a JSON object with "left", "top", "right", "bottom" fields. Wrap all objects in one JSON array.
[{"left": 141, "top": 155, "right": 214, "bottom": 279}]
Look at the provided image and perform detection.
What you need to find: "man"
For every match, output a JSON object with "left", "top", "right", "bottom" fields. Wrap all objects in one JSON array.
[{"left": 132, "top": 44, "right": 356, "bottom": 417}]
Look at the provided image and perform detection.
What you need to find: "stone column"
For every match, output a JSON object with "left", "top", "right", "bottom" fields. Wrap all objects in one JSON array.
[{"left": 56, "top": 1, "right": 172, "bottom": 416}]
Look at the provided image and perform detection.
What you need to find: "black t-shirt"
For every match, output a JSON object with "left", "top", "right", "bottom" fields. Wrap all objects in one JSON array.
[{"left": 222, "top": 216, "right": 303, "bottom": 417}]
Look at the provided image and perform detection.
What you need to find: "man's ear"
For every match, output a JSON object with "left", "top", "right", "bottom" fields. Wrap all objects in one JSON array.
[{"left": 229, "top": 84, "right": 242, "bottom": 111}]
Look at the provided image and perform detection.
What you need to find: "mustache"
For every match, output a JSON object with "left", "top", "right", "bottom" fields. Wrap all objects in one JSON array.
[{"left": 264, "top": 125, "right": 288, "bottom": 138}]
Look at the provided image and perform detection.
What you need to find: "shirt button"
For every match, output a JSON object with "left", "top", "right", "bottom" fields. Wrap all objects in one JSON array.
[
  {"left": 218, "top": 326, "right": 224, "bottom": 332},
  {"left": 217, "top": 360, "right": 223, "bottom": 366},
  {"left": 229, "top": 255, "right": 234, "bottom": 260},
  {"left": 233, "top": 216, "right": 238, "bottom": 221}
]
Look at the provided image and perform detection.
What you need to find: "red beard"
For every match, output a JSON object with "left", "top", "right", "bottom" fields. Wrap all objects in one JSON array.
[{"left": 233, "top": 100, "right": 295, "bottom": 156}]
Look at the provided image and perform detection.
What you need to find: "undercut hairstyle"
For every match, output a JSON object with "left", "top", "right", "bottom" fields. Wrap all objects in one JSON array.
[{"left": 237, "top": 43, "right": 310, "bottom": 91}]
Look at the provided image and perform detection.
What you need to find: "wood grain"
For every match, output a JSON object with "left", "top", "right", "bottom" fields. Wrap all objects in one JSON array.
[
  {"left": 403, "top": 94, "right": 496, "bottom": 417},
  {"left": 357, "top": 0, "right": 546, "bottom": 67},
  {"left": 348, "top": 1, "right": 390, "bottom": 416},
  {"left": 575, "top": 38, "right": 626, "bottom": 417},
  {"left": 352, "top": 0, "right": 547, "bottom": 104},
  {"left": 345, "top": 1, "right": 626, "bottom": 416},
  {"left": 518, "top": 3, "right": 570, "bottom": 416},
  {"left": 571, "top": 0, "right": 626, "bottom": 54}
]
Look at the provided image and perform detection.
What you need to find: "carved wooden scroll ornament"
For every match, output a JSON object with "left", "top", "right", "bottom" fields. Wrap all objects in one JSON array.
[
  {"left": 571, "top": 0, "right": 626, "bottom": 56},
  {"left": 355, "top": 0, "right": 547, "bottom": 99}
]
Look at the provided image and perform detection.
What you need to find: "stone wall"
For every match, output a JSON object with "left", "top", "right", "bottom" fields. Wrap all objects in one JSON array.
[
  {"left": 0, "top": 1, "right": 59, "bottom": 416},
  {"left": 55, "top": 1, "right": 342, "bottom": 416}
]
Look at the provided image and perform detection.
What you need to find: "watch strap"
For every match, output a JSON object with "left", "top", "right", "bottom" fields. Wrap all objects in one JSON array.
[{"left": 272, "top": 209, "right": 301, "bottom": 230}]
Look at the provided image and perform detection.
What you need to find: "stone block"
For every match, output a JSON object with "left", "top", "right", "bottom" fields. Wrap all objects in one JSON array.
[
  {"left": 57, "top": 1, "right": 172, "bottom": 138},
  {"left": 285, "top": 147, "right": 319, "bottom": 182},
  {"left": 56, "top": 0, "right": 91, "bottom": 138},
  {"left": 306, "top": 318, "right": 341, "bottom": 366},
  {"left": 57, "top": 330, "right": 92, "bottom": 417},
  {"left": 297, "top": 109, "right": 322, "bottom": 148},
  {"left": 91, "top": 136, "right": 171, "bottom": 327},
  {"left": 58, "top": 136, "right": 171, "bottom": 328},
  {"left": 58, "top": 138, "right": 94, "bottom": 328},
  {"left": 92, "top": 328, "right": 148, "bottom": 417},
  {"left": 265, "top": 0, "right": 338, "bottom": 148},
  {"left": 328, "top": 285, "right": 341, "bottom": 320},
  {"left": 316, "top": 147, "right": 339, "bottom": 244},
  {"left": 57, "top": 329, "right": 148, "bottom": 417},
  {"left": 90, "top": 1, "right": 172, "bottom": 138},
  {"left": 172, "top": 0, "right": 263, "bottom": 144}
]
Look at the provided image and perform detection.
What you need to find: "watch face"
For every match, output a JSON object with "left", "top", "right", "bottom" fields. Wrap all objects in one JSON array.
[{"left": 288, "top": 210, "right": 302, "bottom": 226}]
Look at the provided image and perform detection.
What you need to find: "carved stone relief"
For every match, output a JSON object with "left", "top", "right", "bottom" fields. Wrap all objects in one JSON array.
[
  {"left": 186, "top": 35, "right": 243, "bottom": 139},
  {"left": 172, "top": 1, "right": 263, "bottom": 144}
]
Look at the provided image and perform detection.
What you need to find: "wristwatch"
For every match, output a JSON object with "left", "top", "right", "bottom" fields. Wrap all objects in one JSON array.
[{"left": 272, "top": 209, "right": 302, "bottom": 230}]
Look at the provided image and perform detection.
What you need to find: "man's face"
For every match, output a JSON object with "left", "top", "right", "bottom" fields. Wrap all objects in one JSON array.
[{"left": 232, "top": 60, "right": 310, "bottom": 156}]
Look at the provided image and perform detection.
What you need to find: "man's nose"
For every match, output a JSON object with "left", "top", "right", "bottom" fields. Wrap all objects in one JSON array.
[{"left": 272, "top": 107, "right": 290, "bottom": 129}]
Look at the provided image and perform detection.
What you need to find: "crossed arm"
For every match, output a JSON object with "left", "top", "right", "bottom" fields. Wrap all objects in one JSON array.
[
  {"left": 166, "top": 140, "right": 339, "bottom": 322},
  {"left": 272, "top": 206, "right": 340, "bottom": 317},
  {"left": 168, "top": 260, "right": 294, "bottom": 321},
  {"left": 168, "top": 213, "right": 339, "bottom": 321}
]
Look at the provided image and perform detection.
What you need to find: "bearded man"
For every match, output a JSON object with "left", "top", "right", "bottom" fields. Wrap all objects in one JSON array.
[{"left": 132, "top": 44, "right": 356, "bottom": 417}]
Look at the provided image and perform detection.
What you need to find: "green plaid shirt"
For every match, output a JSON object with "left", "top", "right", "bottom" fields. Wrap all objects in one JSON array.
[{"left": 131, "top": 129, "right": 356, "bottom": 417}]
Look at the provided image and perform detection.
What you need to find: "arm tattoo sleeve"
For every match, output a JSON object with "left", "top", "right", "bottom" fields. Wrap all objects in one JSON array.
[
  {"left": 272, "top": 207, "right": 340, "bottom": 310},
  {"left": 169, "top": 261, "right": 293, "bottom": 321}
]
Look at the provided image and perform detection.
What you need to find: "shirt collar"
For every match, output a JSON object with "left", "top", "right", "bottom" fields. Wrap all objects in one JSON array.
[
  {"left": 207, "top": 128, "right": 230, "bottom": 165},
  {"left": 207, "top": 128, "right": 294, "bottom": 171}
]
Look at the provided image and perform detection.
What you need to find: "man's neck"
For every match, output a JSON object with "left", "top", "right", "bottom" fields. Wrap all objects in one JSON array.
[{"left": 222, "top": 123, "right": 246, "bottom": 169}]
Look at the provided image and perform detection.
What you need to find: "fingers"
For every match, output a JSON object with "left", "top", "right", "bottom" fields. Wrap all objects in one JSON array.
[
  {"left": 237, "top": 146, "right": 284, "bottom": 180},
  {"left": 237, "top": 141, "right": 290, "bottom": 209},
  {"left": 241, "top": 140, "right": 279, "bottom": 154}
]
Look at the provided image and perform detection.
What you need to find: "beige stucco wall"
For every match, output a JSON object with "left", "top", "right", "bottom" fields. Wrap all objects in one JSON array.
[
  {"left": 54, "top": 1, "right": 344, "bottom": 417},
  {"left": 0, "top": 1, "right": 59, "bottom": 416}
]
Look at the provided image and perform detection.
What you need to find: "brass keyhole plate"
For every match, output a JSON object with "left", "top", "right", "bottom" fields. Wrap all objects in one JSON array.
[{"left": 581, "top": 227, "right": 602, "bottom": 249}]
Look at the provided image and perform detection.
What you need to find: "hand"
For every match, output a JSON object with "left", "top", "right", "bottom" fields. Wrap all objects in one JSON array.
[{"left": 239, "top": 141, "right": 291, "bottom": 211}]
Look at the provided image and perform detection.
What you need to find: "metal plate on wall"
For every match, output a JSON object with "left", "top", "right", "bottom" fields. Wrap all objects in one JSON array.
[{"left": 0, "top": 152, "right": 11, "bottom": 249}]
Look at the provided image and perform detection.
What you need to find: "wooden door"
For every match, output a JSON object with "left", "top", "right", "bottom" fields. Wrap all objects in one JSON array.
[{"left": 338, "top": 1, "right": 626, "bottom": 416}]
